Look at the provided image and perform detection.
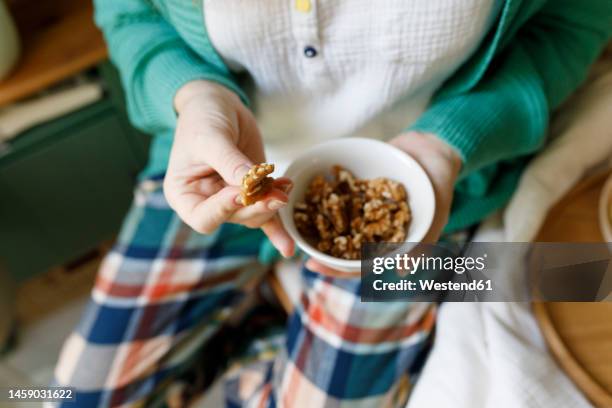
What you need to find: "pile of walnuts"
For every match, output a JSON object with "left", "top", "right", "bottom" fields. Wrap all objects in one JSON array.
[{"left": 294, "top": 166, "right": 411, "bottom": 260}]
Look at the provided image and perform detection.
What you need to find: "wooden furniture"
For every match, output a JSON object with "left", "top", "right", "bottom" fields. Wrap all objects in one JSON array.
[
  {"left": 533, "top": 171, "right": 612, "bottom": 408},
  {"left": 0, "top": 0, "right": 107, "bottom": 107},
  {"left": 0, "top": 0, "right": 149, "bottom": 282}
]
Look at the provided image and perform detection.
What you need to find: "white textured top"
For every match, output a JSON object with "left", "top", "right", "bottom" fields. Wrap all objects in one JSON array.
[{"left": 205, "top": 0, "right": 500, "bottom": 172}]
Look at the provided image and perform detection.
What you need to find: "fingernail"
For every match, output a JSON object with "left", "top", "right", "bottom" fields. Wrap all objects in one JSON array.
[
  {"left": 235, "top": 195, "right": 244, "bottom": 206},
  {"left": 235, "top": 164, "right": 252, "bottom": 182},
  {"left": 281, "top": 183, "right": 294, "bottom": 194},
  {"left": 268, "top": 200, "right": 286, "bottom": 211}
]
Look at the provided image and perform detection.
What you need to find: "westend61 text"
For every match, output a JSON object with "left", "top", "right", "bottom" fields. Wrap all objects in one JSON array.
[{"left": 372, "top": 279, "right": 493, "bottom": 292}]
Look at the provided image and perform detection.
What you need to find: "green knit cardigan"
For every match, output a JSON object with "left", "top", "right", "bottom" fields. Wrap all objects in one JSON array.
[{"left": 94, "top": 0, "right": 612, "bottom": 232}]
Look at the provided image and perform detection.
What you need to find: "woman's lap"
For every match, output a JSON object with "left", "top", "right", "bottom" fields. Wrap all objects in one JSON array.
[{"left": 51, "top": 181, "right": 435, "bottom": 407}]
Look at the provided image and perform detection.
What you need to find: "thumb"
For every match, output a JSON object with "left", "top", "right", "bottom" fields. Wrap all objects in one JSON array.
[{"left": 203, "top": 136, "right": 253, "bottom": 186}]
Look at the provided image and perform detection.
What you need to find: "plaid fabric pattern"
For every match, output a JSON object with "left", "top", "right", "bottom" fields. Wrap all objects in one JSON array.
[{"left": 50, "top": 180, "right": 435, "bottom": 407}]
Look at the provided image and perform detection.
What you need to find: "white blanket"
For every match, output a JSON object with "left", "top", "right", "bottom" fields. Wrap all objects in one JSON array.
[
  {"left": 406, "top": 217, "right": 591, "bottom": 408},
  {"left": 406, "top": 302, "right": 590, "bottom": 408}
]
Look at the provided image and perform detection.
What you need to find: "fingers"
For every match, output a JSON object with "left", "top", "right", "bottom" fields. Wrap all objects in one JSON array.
[
  {"left": 390, "top": 133, "right": 461, "bottom": 244},
  {"left": 166, "top": 171, "right": 293, "bottom": 236},
  {"left": 228, "top": 178, "right": 293, "bottom": 221},
  {"left": 192, "top": 175, "right": 290, "bottom": 201},
  {"left": 238, "top": 178, "right": 294, "bottom": 256},
  {"left": 199, "top": 107, "right": 267, "bottom": 186},
  {"left": 229, "top": 187, "right": 289, "bottom": 224},
  {"left": 201, "top": 136, "right": 254, "bottom": 186},
  {"left": 192, "top": 186, "right": 243, "bottom": 234},
  {"left": 273, "top": 177, "right": 293, "bottom": 192},
  {"left": 261, "top": 217, "right": 295, "bottom": 258},
  {"left": 195, "top": 174, "right": 225, "bottom": 196},
  {"left": 167, "top": 185, "right": 243, "bottom": 235}
]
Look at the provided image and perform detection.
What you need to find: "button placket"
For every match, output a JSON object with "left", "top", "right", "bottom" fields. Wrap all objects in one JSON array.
[
  {"left": 295, "top": 0, "right": 311, "bottom": 13},
  {"left": 290, "top": 0, "right": 329, "bottom": 87}
]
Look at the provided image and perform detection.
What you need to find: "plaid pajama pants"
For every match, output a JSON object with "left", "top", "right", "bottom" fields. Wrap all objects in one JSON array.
[{"left": 50, "top": 179, "right": 436, "bottom": 408}]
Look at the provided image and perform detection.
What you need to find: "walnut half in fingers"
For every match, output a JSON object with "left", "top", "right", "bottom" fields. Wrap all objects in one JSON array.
[{"left": 240, "top": 163, "right": 275, "bottom": 205}]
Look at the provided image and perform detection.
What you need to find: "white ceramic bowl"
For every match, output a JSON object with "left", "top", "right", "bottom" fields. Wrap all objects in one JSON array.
[
  {"left": 599, "top": 173, "right": 612, "bottom": 243},
  {"left": 279, "top": 137, "right": 435, "bottom": 272}
]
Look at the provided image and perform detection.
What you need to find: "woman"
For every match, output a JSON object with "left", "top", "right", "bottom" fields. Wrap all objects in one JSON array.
[{"left": 51, "top": 0, "right": 612, "bottom": 406}]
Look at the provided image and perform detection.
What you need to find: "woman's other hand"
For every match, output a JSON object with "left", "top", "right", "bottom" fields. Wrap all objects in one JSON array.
[
  {"left": 306, "top": 131, "right": 461, "bottom": 276},
  {"left": 164, "top": 80, "right": 294, "bottom": 257},
  {"left": 389, "top": 131, "right": 462, "bottom": 242}
]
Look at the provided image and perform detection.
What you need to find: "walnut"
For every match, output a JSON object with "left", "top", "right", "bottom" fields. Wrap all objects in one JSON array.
[
  {"left": 393, "top": 201, "right": 412, "bottom": 229},
  {"left": 240, "top": 163, "right": 275, "bottom": 206},
  {"left": 323, "top": 193, "right": 348, "bottom": 234},
  {"left": 293, "top": 211, "right": 311, "bottom": 233},
  {"left": 317, "top": 239, "right": 333, "bottom": 253},
  {"left": 294, "top": 165, "right": 411, "bottom": 260},
  {"left": 332, "top": 165, "right": 358, "bottom": 192},
  {"left": 362, "top": 214, "right": 391, "bottom": 238},
  {"left": 326, "top": 235, "right": 360, "bottom": 260},
  {"left": 363, "top": 199, "right": 389, "bottom": 222},
  {"left": 351, "top": 233, "right": 363, "bottom": 251},
  {"left": 315, "top": 214, "right": 334, "bottom": 240}
]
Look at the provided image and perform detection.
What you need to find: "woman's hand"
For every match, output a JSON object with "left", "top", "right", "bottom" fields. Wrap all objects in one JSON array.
[
  {"left": 164, "top": 80, "right": 294, "bottom": 257},
  {"left": 306, "top": 131, "right": 462, "bottom": 275},
  {"left": 388, "top": 131, "right": 462, "bottom": 242}
]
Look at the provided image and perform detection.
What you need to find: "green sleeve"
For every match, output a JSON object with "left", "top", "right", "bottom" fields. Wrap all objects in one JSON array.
[
  {"left": 410, "top": 0, "right": 612, "bottom": 175},
  {"left": 93, "top": 0, "right": 247, "bottom": 135}
]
